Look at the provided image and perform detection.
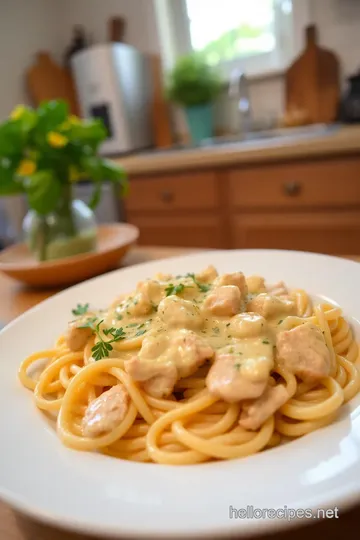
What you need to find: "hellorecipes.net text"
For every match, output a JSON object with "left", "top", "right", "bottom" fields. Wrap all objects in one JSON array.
[{"left": 229, "top": 505, "right": 339, "bottom": 521}]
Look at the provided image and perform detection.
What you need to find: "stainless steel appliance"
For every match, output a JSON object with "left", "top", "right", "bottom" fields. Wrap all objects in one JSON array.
[{"left": 71, "top": 43, "right": 153, "bottom": 155}]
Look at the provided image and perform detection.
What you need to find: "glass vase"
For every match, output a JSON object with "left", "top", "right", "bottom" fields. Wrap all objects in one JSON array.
[{"left": 23, "top": 184, "right": 97, "bottom": 262}]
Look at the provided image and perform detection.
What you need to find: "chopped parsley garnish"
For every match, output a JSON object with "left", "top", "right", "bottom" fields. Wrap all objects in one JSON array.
[
  {"left": 186, "top": 273, "right": 211, "bottom": 293},
  {"left": 262, "top": 339, "right": 270, "bottom": 344},
  {"left": 135, "top": 329, "right": 147, "bottom": 337},
  {"left": 72, "top": 303, "right": 89, "bottom": 316},
  {"left": 277, "top": 319, "right": 283, "bottom": 325},
  {"left": 229, "top": 347, "right": 234, "bottom": 353},
  {"left": 226, "top": 323, "right": 231, "bottom": 327},
  {"left": 91, "top": 321, "right": 127, "bottom": 361},
  {"left": 79, "top": 316, "right": 98, "bottom": 329},
  {"left": 116, "top": 314, "right": 123, "bottom": 321},
  {"left": 234, "top": 363, "right": 241, "bottom": 370},
  {"left": 126, "top": 323, "right": 138, "bottom": 328},
  {"left": 212, "top": 327, "right": 220, "bottom": 335},
  {"left": 165, "top": 282, "right": 188, "bottom": 297},
  {"left": 151, "top": 302, "right": 158, "bottom": 312}
]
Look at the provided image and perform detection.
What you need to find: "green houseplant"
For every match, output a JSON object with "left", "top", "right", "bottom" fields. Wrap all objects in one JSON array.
[
  {"left": 0, "top": 100, "right": 127, "bottom": 261},
  {"left": 166, "top": 53, "right": 221, "bottom": 143}
]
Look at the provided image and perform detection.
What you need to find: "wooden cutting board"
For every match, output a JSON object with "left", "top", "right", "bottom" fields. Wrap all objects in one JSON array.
[
  {"left": 26, "top": 52, "right": 80, "bottom": 115},
  {"left": 149, "top": 54, "right": 173, "bottom": 148},
  {"left": 285, "top": 25, "right": 340, "bottom": 124}
]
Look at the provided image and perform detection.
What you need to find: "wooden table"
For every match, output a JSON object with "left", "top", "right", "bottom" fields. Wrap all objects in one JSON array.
[{"left": 1, "top": 246, "right": 360, "bottom": 540}]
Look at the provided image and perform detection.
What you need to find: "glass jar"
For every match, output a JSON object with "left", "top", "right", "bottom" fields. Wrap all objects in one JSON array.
[{"left": 23, "top": 185, "right": 97, "bottom": 262}]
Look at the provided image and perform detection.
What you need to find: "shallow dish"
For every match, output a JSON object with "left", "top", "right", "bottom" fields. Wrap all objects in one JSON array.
[
  {"left": 0, "top": 249, "right": 360, "bottom": 539},
  {"left": 0, "top": 223, "right": 139, "bottom": 287}
]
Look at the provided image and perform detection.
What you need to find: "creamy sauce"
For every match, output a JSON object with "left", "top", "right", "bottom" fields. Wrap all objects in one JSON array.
[{"left": 90, "top": 271, "right": 296, "bottom": 378}]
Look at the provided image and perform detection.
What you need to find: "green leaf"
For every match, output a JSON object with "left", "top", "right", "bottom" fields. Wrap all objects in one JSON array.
[
  {"left": 100, "top": 159, "right": 128, "bottom": 195},
  {"left": 72, "top": 303, "right": 89, "bottom": 316},
  {"left": 15, "top": 107, "right": 37, "bottom": 134},
  {"left": 37, "top": 100, "right": 68, "bottom": 131},
  {"left": 0, "top": 157, "right": 23, "bottom": 195},
  {"left": 0, "top": 121, "right": 25, "bottom": 156},
  {"left": 88, "top": 181, "right": 102, "bottom": 210},
  {"left": 80, "top": 156, "right": 103, "bottom": 181},
  {"left": 24, "top": 170, "right": 61, "bottom": 215},
  {"left": 69, "top": 119, "right": 107, "bottom": 150}
]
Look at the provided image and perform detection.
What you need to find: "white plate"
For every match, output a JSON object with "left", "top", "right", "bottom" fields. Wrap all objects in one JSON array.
[{"left": 1, "top": 249, "right": 360, "bottom": 539}]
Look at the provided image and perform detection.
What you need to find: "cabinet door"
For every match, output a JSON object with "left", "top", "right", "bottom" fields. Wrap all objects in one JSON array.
[
  {"left": 125, "top": 172, "right": 218, "bottom": 213},
  {"left": 229, "top": 158, "right": 360, "bottom": 210},
  {"left": 232, "top": 211, "right": 360, "bottom": 254},
  {"left": 129, "top": 215, "right": 223, "bottom": 248}
]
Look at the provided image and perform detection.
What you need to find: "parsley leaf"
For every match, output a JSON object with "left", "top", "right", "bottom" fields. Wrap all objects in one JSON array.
[
  {"left": 212, "top": 327, "right": 220, "bottom": 335},
  {"left": 79, "top": 316, "right": 98, "bottom": 330},
  {"left": 165, "top": 283, "right": 188, "bottom": 297},
  {"left": 186, "top": 273, "right": 211, "bottom": 293},
  {"left": 234, "top": 363, "right": 241, "bottom": 370},
  {"left": 262, "top": 339, "right": 270, "bottom": 345},
  {"left": 91, "top": 323, "right": 126, "bottom": 361},
  {"left": 72, "top": 303, "right": 89, "bottom": 316},
  {"left": 135, "top": 329, "right": 147, "bottom": 337},
  {"left": 277, "top": 319, "right": 283, "bottom": 325},
  {"left": 92, "top": 341, "right": 109, "bottom": 361}
]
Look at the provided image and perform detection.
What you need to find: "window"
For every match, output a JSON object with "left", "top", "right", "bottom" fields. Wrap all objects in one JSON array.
[
  {"left": 186, "top": 0, "right": 276, "bottom": 66},
  {"left": 155, "top": 0, "right": 301, "bottom": 78}
]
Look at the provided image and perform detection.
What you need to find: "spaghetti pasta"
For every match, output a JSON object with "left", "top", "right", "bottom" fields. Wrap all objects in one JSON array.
[{"left": 18, "top": 266, "right": 360, "bottom": 464}]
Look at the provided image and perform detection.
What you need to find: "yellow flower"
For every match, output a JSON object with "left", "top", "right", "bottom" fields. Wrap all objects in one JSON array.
[
  {"left": 69, "top": 115, "right": 81, "bottom": 125},
  {"left": 16, "top": 159, "right": 36, "bottom": 176},
  {"left": 47, "top": 131, "right": 68, "bottom": 148},
  {"left": 10, "top": 104, "right": 26, "bottom": 121}
]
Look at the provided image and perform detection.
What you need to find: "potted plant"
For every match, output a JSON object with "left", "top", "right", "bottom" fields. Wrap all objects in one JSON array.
[
  {"left": 166, "top": 53, "right": 221, "bottom": 144},
  {"left": 0, "top": 100, "right": 127, "bottom": 262}
]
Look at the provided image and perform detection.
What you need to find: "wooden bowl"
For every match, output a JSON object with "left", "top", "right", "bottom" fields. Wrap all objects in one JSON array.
[{"left": 0, "top": 223, "right": 139, "bottom": 287}]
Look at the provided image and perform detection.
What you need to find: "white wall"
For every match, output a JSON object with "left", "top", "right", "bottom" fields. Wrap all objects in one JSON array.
[
  {"left": 0, "top": 0, "right": 65, "bottom": 120},
  {"left": 61, "top": 0, "right": 160, "bottom": 55}
]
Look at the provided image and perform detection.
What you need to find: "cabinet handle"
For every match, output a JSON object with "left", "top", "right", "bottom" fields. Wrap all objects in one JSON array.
[
  {"left": 283, "top": 182, "right": 301, "bottom": 196},
  {"left": 160, "top": 191, "right": 174, "bottom": 203}
]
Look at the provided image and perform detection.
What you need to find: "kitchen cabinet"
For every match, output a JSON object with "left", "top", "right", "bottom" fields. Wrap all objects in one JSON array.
[
  {"left": 124, "top": 155, "right": 360, "bottom": 255},
  {"left": 231, "top": 212, "right": 360, "bottom": 254}
]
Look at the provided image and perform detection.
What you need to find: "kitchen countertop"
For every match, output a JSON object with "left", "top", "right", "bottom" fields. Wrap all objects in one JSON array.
[
  {"left": 114, "top": 125, "right": 360, "bottom": 176},
  {"left": 1, "top": 246, "right": 360, "bottom": 540}
]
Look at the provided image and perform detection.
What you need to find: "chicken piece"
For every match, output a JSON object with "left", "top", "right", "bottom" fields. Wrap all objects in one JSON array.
[
  {"left": 206, "top": 347, "right": 273, "bottom": 403},
  {"left": 246, "top": 275, "right": 266, "bottom": 294},
  {"left": 158, "top": 295, "right": 203, "bottom": 329},
  {"left": 196, "top": 265, "right": 218, "bottom": 283},
  {"left": 82, "top": 384, "right": 129, "bottom": 437},
  {"left": 247, "top": 293, "right": 294, "bottom": 319},
  {"left": 230, "top": 312, "right": 267, "bottom": 339},
  {"left": 125, "top": 330, "right": 213, "bottom": 397},
  {"left": 66, "top": 320, "right": 93, "bottom": 351},
  {"left": 276, "top": 323, "right": 331, "bottom": 382},
  {"left": 154, "top": 272, "right": 172, "bottom": 282},
  {"left": 203, "top": 286, "right": 242, "bottom": 317},
  {"left": 136, "top": 279, "right": 163, "bottom": 305},
  {"left": 239, "top": 384, "right": 289, "bottom": 430},
  {"left": 214, "top": 272, "right": 248, "bottom": 296},
  {"left": 267, "top": 281, "right": 288, "bottom": 296}
]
